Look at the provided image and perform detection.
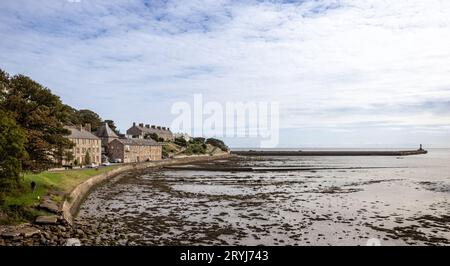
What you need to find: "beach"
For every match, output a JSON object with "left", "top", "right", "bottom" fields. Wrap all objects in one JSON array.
[{"left": 72, "top": 149, "right": 450, "bottom": 246}]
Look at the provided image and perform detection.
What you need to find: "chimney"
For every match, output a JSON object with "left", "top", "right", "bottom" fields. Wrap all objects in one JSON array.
[
  {"left": 162, "top": 127, "right": 166, "bottom": 130},
  {"left": 85, "top": 123, "right": 91, "bottom": 133},
  {"left": 151, "top": 125, "right": 156, "bottom": 129},
  {"left": 77, "top": 125, "right": 83, "bottom": 131},
  {"left": 139, "top": 123, "right": 144, "bottom": 127},
  {"left": 145, "top": 124, "right": 150, "bottom": 129},
  {"left": 133, "top": 122, "right": 136, "bottom": 127},
  {"left": 157, "top": 126, "right": 162, "bottom": 130},
  {"left": 167, "top": 127, "right": 170, "bottom": 131}
]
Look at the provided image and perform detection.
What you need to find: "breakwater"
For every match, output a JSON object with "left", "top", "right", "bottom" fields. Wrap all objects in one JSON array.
[{"left": 231, "top": 149, "right": 428, "bottom": 156}]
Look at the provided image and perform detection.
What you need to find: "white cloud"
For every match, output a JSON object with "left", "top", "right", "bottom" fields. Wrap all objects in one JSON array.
[{"left": 1, "top": 0, "right": 450, "bottom": 146}]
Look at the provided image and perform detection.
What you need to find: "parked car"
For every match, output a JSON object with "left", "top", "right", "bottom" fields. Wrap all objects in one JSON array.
[
  {"left": 102, "top": 161, "right": 111, "bottom": 166},
  {"left": 86, "top": 163, "right": 97, "bottom": 168},
  {"left": 112, "top": 158, "right": 122, "bottom": 163}
]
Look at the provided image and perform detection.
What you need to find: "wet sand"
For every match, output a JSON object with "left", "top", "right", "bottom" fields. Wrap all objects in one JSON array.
[{"left": 76, "top": 152, "right": 450, "bottom": 246}]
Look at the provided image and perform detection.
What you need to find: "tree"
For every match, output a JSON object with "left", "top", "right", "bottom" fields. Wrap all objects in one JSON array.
[
  {"left": 104, "top": 119, "right": 119, "bottom": 134},
  {"left": 2, "top": 73, "right": 73, "bottom": 172},
  {"left": 63, "top": 150, "right": 74, "bottom": 165},
  {"left": 191, "top": 137, "right": 206, "bottom": 144},
  {"left": 174, "top": 137, "right": 188, "bottom": 147},
  {"left": 0, "top": 110, "right": 27, "bottom": 192},
  {"left": 206, "top": 138, "right": 229, "bottom": 151},
  {"left": 0, "top": 69, "right": 9, "bottom": 104},
  {"left": 77, "top": 109, "right": 103, "bottom": 132},
  {"left": 145, "top": 133, "right": 163, "bottom": 142},
  {"left": 84, "top": 151, "right": 91, "bottom": 165}
]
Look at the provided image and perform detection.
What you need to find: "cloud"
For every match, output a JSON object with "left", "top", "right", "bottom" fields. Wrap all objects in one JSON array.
[{"left": 1, "top": 0, "right": 450, "bottom": 146}]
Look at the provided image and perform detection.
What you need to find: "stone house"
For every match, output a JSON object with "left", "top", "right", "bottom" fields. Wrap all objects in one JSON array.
[
  {"left": 95, "top": 122, "right": 119, "bottom": 155},
  {"left": 108, "top": 138, "right": 162, "bottom": 163},
  {"left": 126, "top": 122, "right": 174, "bottom": 141},
  {"left": 64, "top": 125, "right": 101, "bottom": 166}
]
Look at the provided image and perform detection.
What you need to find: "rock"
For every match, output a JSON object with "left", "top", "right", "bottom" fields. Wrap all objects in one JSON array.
[
  {"left": 66, "top": 238, "right": 81, "bottom": 246},
  {"left": 21, "top": 227, "right": 41, "bottom": 238},
  {"left": 35, "top": 216, "right": 59, "bottom": 225},
  {"left": 38, "top": 197, "right": 61, "bottom": 214},
  {"left": 1, "top": 229, "right": 21, "bottom": 238}
]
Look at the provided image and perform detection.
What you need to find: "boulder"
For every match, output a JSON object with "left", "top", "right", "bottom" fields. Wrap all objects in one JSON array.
[
  {"left": 21, "top": 227, "right": 41, "bottom": 238},
  {"left": 66, "top": 238, "right": 81, "bottom": 246},
  {"left": 38, "top": 198, "right": 61, "bottom": 214},
  {"left": 35, "top": 216, "right": 59, "bottom": 225},
  {"left": 1, "top": 229, "right": 21, "bottom": 238}
]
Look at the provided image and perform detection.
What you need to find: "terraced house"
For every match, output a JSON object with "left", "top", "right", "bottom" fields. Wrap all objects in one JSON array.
[
  {"left": 64, "top": 125, "right": 101, "bottom": 166},
  {"left": 127, "top": 122, "right": 174, "bottom": 141},
  {"left": 108, "top": 138, "right": 162, "bottom": 163}
]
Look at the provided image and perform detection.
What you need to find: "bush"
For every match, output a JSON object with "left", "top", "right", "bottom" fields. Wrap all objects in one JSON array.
[
  {"left": 206, "top": 138, "right": 229, "bottom": 151},
  {"left": 84, "top": 151, "right": 91, "bottom": 165},
  {"left": 191, "top": 137, "right": 206, "bottom": 144},
  {"left": 184, "top": 143, "right": 207, "bottom": 155},
  {"left": 145, "top": 133, "right": 164, "bottom": 142},
  {"left": 174, "top": 137, "right": 188, "bottom": 147}
]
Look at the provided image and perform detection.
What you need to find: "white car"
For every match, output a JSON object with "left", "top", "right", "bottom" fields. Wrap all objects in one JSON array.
[
  {"left": 102, "top": 161, "right": 111, "bottom": 166},
  {"left": 86, "top": 163, "right": 97, "bottom": 168}
]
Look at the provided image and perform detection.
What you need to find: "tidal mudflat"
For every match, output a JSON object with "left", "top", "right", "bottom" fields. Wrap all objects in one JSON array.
[{"left": 76, "top": 150, "right": 450, "bottom": 246}]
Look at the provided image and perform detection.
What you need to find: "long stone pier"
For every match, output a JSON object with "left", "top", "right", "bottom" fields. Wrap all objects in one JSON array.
[{"left": 231, "top": 149, "right": 428, "bottom": 157}]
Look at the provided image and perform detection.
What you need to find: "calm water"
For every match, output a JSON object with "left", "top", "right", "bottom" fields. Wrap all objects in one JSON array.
[{"left": 77, "top": 149, "right": 450, "bottom": 246}]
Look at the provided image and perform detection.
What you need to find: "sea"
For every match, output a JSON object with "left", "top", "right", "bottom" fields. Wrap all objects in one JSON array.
[{"left": 76, "top": 148, "right": 450, "bottom": 246}]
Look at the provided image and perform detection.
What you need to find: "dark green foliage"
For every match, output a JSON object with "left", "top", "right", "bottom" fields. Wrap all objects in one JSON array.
[
  {"left": 0, "top": 110, "right": 27, "bottom": 192},
  {"left": 145, "top": 133, "right": 164, "bottom": 142},
  {"left": 77, "top": 109, "right": 103, "bottom": 132},
  {"left": 0, "top": 69, "right": 9, "bottom": 104},
  {"left": 184, "top": 143, "right": 207, "bottom": 155},
  {"left": 84, "top": 151, "right": 91, "bottom": 165},
  {"left": 104, "top": 119, "right": 119, "bottom": 134},
  {"left": 191, "top": 137, "right": 206, "bottom": 144},
  {"left": 174, "top": 137, "right": 188, "bottom": 147},
  {"left": 1, "top": 73, "right": 73, "bottom": 172},
  {"left": 162, "top": 146, "right": 170, "bottom": 159},
  {"left": 206, "top": 138, "right": 229, "bottom": 151}
]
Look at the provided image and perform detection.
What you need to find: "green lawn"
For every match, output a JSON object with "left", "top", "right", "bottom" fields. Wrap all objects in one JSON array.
[{"left": 1, "top": 166, "right": 120, "bottom": 224}]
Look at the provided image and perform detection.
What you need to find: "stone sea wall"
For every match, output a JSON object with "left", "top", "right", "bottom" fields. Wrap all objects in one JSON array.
[{"left": 62, "top": 153, "right": 231, "bottom": 224}]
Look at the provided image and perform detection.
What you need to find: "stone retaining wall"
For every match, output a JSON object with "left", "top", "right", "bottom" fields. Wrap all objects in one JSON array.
[{"left": 62, "top": 153, "right": 231, "bottom": 224}]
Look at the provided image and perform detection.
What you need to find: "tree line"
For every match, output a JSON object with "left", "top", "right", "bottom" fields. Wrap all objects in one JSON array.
[{"left": 0, "top": 69, "right": 117, "bottom": 192}]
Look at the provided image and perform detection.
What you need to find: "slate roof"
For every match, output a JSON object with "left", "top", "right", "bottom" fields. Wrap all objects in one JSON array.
[
  {"left": 96, "top": 123, "right": 119, "bottom": 138},
  {"left": 115, "top": 138, "right": 161, "bottom": 146},
  {"left": 127, "top": 125, "right": 172, "bottom": 135},
  {"left": 65, "top": 126, "right": 100, "bottom": 140}
]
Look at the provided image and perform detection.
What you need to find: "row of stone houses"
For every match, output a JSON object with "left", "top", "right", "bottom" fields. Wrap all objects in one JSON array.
[
  {"left": 63, "top": 125, "right": 102, "bottom": 166},
  {"left": 126, "top": 122, "right": 174, "bottom": 141},
  {"left": 63, "top": 122, "right": 163, "bottom": 166}
]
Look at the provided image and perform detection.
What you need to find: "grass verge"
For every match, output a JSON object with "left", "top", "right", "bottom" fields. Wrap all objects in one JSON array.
[{"left": 0, "top": 165, "right": 120, "bottom": 224}]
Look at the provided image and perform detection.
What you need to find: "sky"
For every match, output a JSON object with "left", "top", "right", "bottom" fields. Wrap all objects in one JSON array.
[{"left": 1, "top": 0, "right": 450, "bottom": 148}]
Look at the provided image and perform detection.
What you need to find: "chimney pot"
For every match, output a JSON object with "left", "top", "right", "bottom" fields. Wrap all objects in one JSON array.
[
  {"left": 133, "top": 122, "right": 136, "bottom": 127},
  {"left": 145, "top": 124, "right": 150, "bottom": 129},
  {"left": 151, "top": 125, "right": 156, "bottom": 129},
  {"left": 157, "top": 126, "right": 162, "bottom": 130},
  {"left": 139, "top": 123, "right": 144, "bottom": 127}
]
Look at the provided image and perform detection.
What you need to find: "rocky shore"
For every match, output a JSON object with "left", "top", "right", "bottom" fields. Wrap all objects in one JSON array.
[{"left": 1, "top": 154, "right": 231, "bottom": 246}]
